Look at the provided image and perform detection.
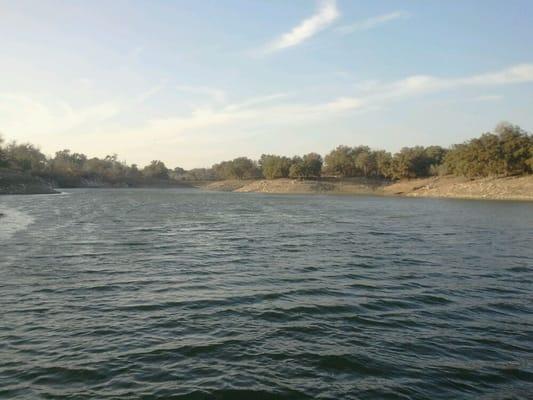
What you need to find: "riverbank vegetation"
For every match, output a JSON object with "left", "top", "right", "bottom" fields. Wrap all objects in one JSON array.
[{"left": 0, "top": 122, "right": 531, "bottom": 191}]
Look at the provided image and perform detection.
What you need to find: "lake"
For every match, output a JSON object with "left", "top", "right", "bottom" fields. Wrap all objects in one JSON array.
[{"left": 1, "top": 189, "right": 532, "bottom": 399}]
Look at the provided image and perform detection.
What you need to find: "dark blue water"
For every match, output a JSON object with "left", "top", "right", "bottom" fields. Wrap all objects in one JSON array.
[{"left": 1, "top": 189, "right": 532, "bottom": 399}]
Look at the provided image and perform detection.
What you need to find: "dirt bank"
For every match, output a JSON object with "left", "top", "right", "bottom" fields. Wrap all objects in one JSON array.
[
  {"left": 383, "top": 175, "right": 533, "bottom": 201},
  {"left": 203, "top": 178, "right": 385, "bottom": 195},
  {"left": 203, "top": 175, "right": 533, "bottom": 201}
]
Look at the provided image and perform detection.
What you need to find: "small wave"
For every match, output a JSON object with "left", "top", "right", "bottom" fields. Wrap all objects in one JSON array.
[
  {"left": 176, "top": 389, "right": 311, "bottom": 400},
  {"left": 0, "top": 206, "right": 35, "bottom": 241},
  {"left": 27, "top": 365, "right": 107, "bottom": 385},
  {"left": 317, "top": 353, "right": 392, "bottom": 375}
]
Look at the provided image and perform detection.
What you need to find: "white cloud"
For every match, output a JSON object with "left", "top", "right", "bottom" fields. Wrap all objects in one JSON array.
[
  {"left": 175, "top": 85, "right": 226, "bottom": 103},
  {"left": 460, "top": 64, "right": 533, "bottom": 85},
  {"left": 123, "top": 63, "right": 533, "bottom": 144},
  {"left": 0, "top": 93, "right": 120, "bottom": 141},
  {"left": 337, "top": 11, "right": 409, "bottom": 34},
  {"left": 123, "top": 98, "right": 298, "bottom": 141},
  {"left": 262, "top": 0, "right": 339, "bottom": 53},
  {"left": 382, "top": 63, "right": 533, "bottom": 99},
  {"left": 223, "top": 93, "right": 290, "bottom": 112},
  {"left": 321, "top": 97, "right": 364, "bottom": 112},
  {"left": 78, "top": 64, "right": 533, "bottom": 140},
  {"left": 135, "top": 82, "right": 167, "bottom": 104},
  {"left": 315, "top": 63, "right": 531, "bottom": 112},
  {"left": 2, "top": 64, "right": 532, "bottom": 167},
  {"left": 471, "top": 95, "right": 502, "bottom": 102}
]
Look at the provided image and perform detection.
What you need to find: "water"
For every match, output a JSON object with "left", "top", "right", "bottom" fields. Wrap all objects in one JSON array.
[{"left": 1, "top": 189, "right": 532, "bottom": 399}]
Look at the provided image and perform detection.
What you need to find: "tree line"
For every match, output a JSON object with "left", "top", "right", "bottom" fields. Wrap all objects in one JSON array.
[
  {"left": 208, "top": 122, "right": 531, "bottom": 180},
  {"left": 0, "top": 122, "right": 531, "bottom": 187}
]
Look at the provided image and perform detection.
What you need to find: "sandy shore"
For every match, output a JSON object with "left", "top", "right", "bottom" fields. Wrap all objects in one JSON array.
[{"left": 202, "top": 175, "right": 533, "bottom": 201}]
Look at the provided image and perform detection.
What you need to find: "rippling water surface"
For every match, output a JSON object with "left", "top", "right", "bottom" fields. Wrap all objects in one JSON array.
[{"left": 1, "top": 189, "right": 532, "bottom": 399}]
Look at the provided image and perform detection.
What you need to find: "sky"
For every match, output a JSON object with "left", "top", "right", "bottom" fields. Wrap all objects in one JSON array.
[{"left": 1, "top": 0, "right": 533, "bottom": 168}]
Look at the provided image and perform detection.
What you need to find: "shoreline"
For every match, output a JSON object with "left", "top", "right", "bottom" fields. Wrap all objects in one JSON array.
[
  {"left": 1, "top": 175, "right": 532, "bottom": 201},
  {"left": 200, "top": 175, "right": 533, "bottom": 202}
]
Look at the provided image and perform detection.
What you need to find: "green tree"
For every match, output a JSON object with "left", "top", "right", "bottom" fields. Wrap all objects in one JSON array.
[
  {"left": 288, "top": 153, "right": 323, "bottom": 179},
  {"left": 444, "top": 123, "right": 532, "bottom": 177},
  {"left": 374, "top": 150, "right": 393, "bottom": 178},
  {"left": 259, "top": 154, "right": 292, "bottom": 179},
  {"left": 288, "top": 157, "right": 305, "bottom": 179},
  {"left": 169, "top": 167, "right": 186, "bottom": 180},
  {"left": 231, "top": 157, "right": 261, "bottom": 179},
  {"left": 142, "top": 160, "right": 169, "bottom": 179},
  {"left": 352, "top": 146, "right": 377, "bottom": 177},
  {"left": 183, "top": 168, "right": 217, "bottom": 180},
  {"left": 5, "top": 142, "right": 47, "bottom": 173},
  {"left": 302, "top": 152, "right": 323, "bottom": 178},
  {"left": 0, "top": 135, "right": 8, "bottom": 167},
  {"left": 390, "top": 146, "right": 432, "bottom": 179},
  {"left": 324, "top": 145, "right": 356, "bottom": 177},
  {"left": 212, "top": 157, "right": 260, "bottom": 179},
  {"left": 496, "top": 122, "right": 532, "bottom": 175}
]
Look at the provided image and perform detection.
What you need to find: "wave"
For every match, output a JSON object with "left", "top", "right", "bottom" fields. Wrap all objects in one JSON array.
[{"left": 0, "top": 206, "right": 35, "bottom": 241}]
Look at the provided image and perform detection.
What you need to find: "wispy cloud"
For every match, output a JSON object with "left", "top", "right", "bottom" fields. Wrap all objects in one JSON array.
[
  {"left": 373, "top": 63, "right": 533, "bottom": 100},
  {"left": 135, "top": 82, "right": 167, "bottom": 104},
  {"left": 303, "top": 64, "right": 533, "bottom": 115},
  {"left": 175, "top": 85, "right": 226, "bottom": 103},
  {"left": 0, "top": 93, "right": 120, "bottom": 140},
  {"left": 223, "top": 93, "right": 291, "bottom": 112},
  {"left": 337, "top": 11, "right": 409, "bottom": 34},
  {"left": 261, "top": 0, "right": 339, "bottom": 54},
  {"left": 124, "top": 63, "right": 533, "bottom": 141},
  {"left": 3, "top": 64, "right": 532, "bottom": 167},
  {"left": 471, "top": 95, "right": 502, "bottom": 102}
]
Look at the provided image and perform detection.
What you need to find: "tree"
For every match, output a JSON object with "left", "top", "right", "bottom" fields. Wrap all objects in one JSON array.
[
  {"left": 212, "top": 157, "right": 260, "bottom": 179},
  {"left": 288, "top": 157, "right": 305, "bottom": 179},
  {"left": 496, "top": 123, "right": 532, "bottom": 175},
  {"left": 374, "top": 150, "right": 393, "bottom": 178},
  {"left": 288, "top": 153, "right": 323, "bottom": 179},
  {"left": 259, "top": 154, "right": 292, "bottom": 179},
  {"left": 1, "top": 121, "right": 530, "bottom": 189},
  {"left": 324, "top": 145, "right": 356, "bottom": 177},
  {"left": 183, "top": 168, "right": 217, "bottom": 180},
  {"left": 170, "top": 166, "right": 186, "bottom": 180},
  {"left": 390, "top": 147, "right": 430, "bottom": 179},
  {"left": 325, "top": 145, "right": 390, "bottom": 178},
  {"left": 5, "top": 142, "right": 47, "bottom": 173},
  {"left": 444, "top": 123, "right": 532, "bottom": 177},
  {"left": 126, "top": 164, "right": 143, "bottom": 182},
  {"left": 142, "top": 160, "right": 169, "bottom": 179},
  {"left": 352, "top": 146, "right": 377, "bottom": 177},
  {"left": 231, "top": 157, "right": 261, "bottom": 179},
  {"left": 425, "top": 146, "right": 447, "bottom": 166},
  {"left": 0, "top": 134, "right": 8, "bottom": 167},
  {"left": 302, "top": 152, "right": 323, "bottom": 178}
]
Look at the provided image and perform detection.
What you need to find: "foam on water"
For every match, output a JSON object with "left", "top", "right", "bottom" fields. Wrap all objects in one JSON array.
[{"left": 0, "top": 206, "right": 35, "bottom": 240}]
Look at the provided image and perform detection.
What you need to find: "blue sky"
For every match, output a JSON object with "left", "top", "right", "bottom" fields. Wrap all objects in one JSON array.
[{"left": 1, "top": 0, "right": 532, "bottom": 168}]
